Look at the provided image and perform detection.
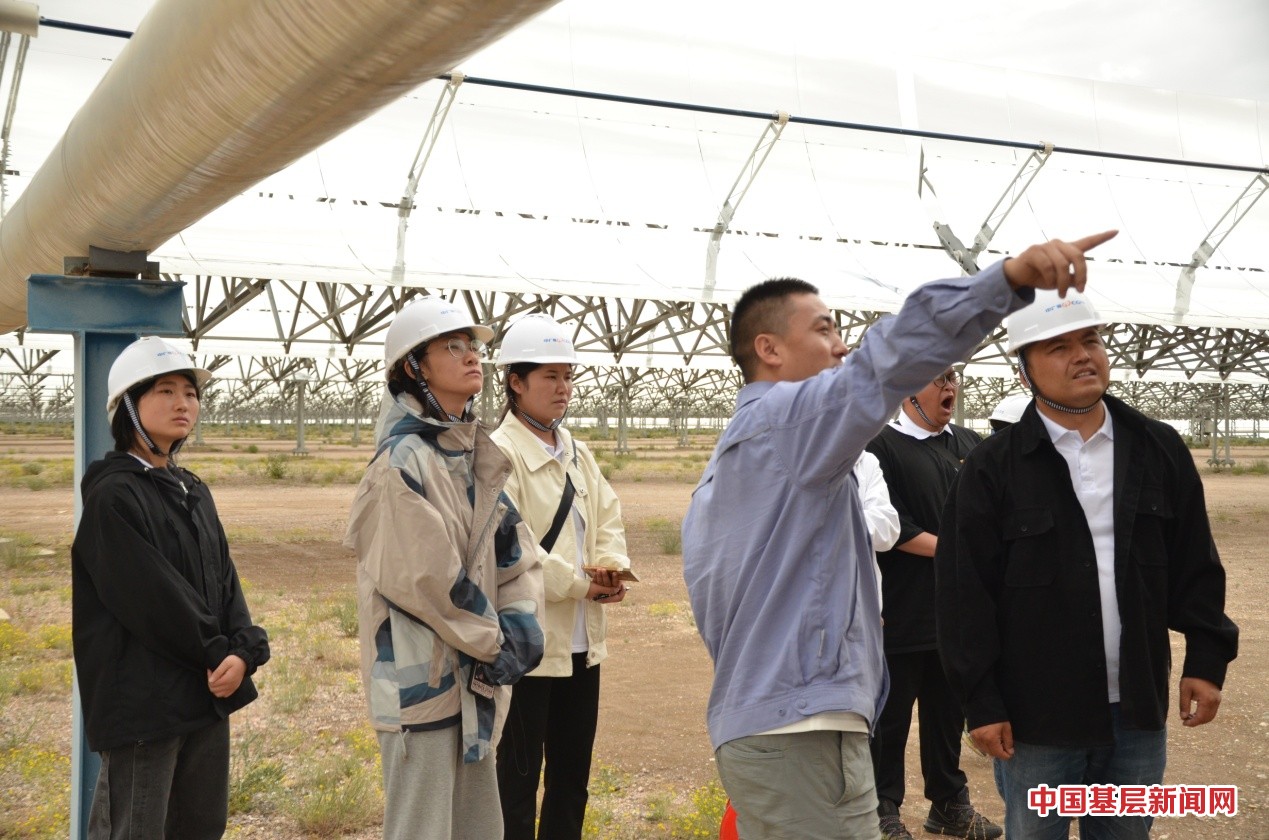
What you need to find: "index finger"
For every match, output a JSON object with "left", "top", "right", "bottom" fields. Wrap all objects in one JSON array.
[
  {"left": 1060, "top": 231, "right": 1116, "bottom": 296},
  {"left": 1071, "top": 229, "right": 1118, "bottom": 253}
]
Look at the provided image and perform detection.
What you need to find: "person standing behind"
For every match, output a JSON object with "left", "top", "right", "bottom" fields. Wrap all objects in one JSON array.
[
  {"left": 854, "top": 450, "right": 901, "bottom": 605},
  {"left": 73, "top": 336, "right": 270, "bottom": 839},
  {"left": 935, "top": 289, "right": 1239, "bottom": 839},
  {"left": 344, "top": 297, "right": 544, "bottom": 840},
  {"left": 988, "top": 392, "right": 1031, "bottom": 433},
  {"left": 491, "top": 313, "right": 633, "bottom": 840},
  {"left": 682, "top": 230, "right": 1118, "bottom": 840},
  {"left": 866, "top": 369, "right": 999, "bottom": 840}
]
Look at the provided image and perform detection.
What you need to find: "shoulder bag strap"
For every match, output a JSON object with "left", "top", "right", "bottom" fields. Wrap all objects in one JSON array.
[{"left": 539, "top": 473, "right": 576, "bottom": 553}]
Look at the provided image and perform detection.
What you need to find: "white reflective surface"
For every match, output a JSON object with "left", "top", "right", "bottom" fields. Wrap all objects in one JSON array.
[{"left": 5, "top": 1, "right": 1268, "bottom": 344}]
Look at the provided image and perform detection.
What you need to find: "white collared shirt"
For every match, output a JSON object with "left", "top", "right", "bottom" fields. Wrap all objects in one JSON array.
[
  {"left": 891, "top": 405, "right": 954, "bottom": 441},
  {"left": 1039, "top": 404, "right": 1121, "bottom": 702}
]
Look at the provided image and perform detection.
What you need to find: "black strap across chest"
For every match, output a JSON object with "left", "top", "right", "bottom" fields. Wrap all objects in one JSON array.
[
  {"left": 539, "top": 474, "right": 575, "bottom": 553},
  {"left": 539, "top": 442, "right": 581, "bottom": 554}
]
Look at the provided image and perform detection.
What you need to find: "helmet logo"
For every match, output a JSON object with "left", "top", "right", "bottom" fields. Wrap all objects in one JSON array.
[{"left": 1042, "top": 299, "right": 1084, "bottom": 315}]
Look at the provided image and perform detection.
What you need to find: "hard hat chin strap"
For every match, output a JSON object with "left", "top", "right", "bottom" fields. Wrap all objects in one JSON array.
[
  {"left": 509, "top": 393, "right": 563, "bottom": 432},
  {"left": 505, "top": 367, "right": 565, "bottom": 433},
  {"left": 1018, "top": 352, "right": 1100, "bottom": 416},
  {"left": 123, "top": 392, "right": 169, "bottom": 457},
  {"left": 907, "top": 395, "right": 940, "bottom": 429},
  {"left": 407, "top": 352, "right": 472, "bottom": 423},
  {"left": 520, "top": 407, "right": 564, "bottom": 433}
]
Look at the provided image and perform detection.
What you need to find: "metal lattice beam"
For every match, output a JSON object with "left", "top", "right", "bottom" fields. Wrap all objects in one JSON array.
[{"left": 8, "top": 272, "right": 1269, "bottom": 428}]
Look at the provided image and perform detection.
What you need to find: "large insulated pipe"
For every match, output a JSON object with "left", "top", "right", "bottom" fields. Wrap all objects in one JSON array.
[{"left": 0, "top": 0, "right": 559, "bottom": 332}]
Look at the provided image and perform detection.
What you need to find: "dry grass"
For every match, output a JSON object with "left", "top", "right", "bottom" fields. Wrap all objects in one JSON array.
[
  {"left": 0, "top": 479, "right": 732, "bottom": 838},
  {"left": 4, "top": 437, "right": 1269, "bottom": 838}
]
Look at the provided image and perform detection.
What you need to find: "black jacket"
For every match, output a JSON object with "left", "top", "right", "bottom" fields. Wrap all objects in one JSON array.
[
  {"left": 72, "top": 451, "right": 269, "bottom": 752},
  {"left": 867, "top": 422, "right": 981, "bottom": 653},
  {"left": 935, "top": 396, "right": 1238, "bottom": 747}
]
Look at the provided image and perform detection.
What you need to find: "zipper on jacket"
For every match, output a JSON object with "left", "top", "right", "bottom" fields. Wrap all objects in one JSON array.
[{"left": 467, "top": 466, "right": 512, "bottom": 571}]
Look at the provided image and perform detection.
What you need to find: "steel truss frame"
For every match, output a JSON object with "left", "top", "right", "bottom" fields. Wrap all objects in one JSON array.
[{"left": 7, "top": 272, "right": 1269, "bottom": 427}]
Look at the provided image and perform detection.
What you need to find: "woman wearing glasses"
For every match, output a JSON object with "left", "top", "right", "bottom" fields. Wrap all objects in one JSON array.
[
  {"left": 344, "top": 296, "right": 545, "bottom": 840},
  {"left": 490, "top": 313, "right": 634, "bottom": 840}
]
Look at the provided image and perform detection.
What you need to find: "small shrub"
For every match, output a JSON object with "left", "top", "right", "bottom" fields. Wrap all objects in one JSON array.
[
  {"left": 262, "top": 656, "right": 316, "bottom": 715},
  {"left": 0, "top": 621, "right": 29, "bottom": 657},
  {"left": 645, "top": 516, "right": 682, "bottom": 554},
  {"left": 246, "top": 444, "right": 259, "bottom": 454},
  {"left": 668, "top": 778, "right": 729, "bottom": 839},
  {"left": 20, "top": 461, "right": 43, "bottom": 476},
  {"left": 642, "top": 792, "right": 674, "bottom": 823},
  {"left": 228, "top": 730, "right": 285, "bottom": 815},
  {"left": 590, "top": 763, "right": 629, "bottom": 796},
  {"left": 581, "top": 803, "right": 620, "bottom": 838},
  {"left": 345, "top": 727, "right": 380, "bottom": 763},
  {"left": 647, "top": 602, "right": 681, "bottom": 619},
  {"left": 16, "top": 663, "right": 51, "bottom": 694},
  {"left": 21, "top": 475, "right": 48, "bottom": 491},
  {"left": 328, "top": 597, "right": 359, "bottom": 639},
  {"left": 0, "top": 744, "right": 70, "bottom": 837},
  {"left": 36, "top": 623, "right": 72, "bottom": 653},
  {"left": 2, "top": 535, "right": 56, "bottom": 571},
  {"left": 285, "top": 753, "right": 381, "bottom": 836},
  {"left": 263, "top": 453, "right": 289, "bottom": 480},
  {"left": 0, "top": 670, "right": 16, "bottom": 703}
]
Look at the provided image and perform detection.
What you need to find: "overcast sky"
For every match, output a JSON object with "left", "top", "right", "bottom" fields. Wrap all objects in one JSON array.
[
  {"left": 885, "top": 0, "right": 1269, "bottom": 102},
  {"left": 32, "top": 0, "right": 1269, "bottom": 104}
]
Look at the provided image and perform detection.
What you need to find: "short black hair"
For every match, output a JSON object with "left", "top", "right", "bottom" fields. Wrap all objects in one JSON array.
[{"left": 729, "top": 277, "right": 819, "bottom": 383}]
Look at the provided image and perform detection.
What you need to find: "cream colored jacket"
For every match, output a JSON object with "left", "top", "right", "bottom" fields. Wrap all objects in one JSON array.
[
  {"left": 344, "top": 394, "right": 544, "bottom": 761},
  {"left": 491, "top": 416, "right": 631, "bottom": 676}
]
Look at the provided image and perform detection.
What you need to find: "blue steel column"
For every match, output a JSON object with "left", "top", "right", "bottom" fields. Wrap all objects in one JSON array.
[{"left": 27, "top": 274, "right": 187, "bottom": 840}]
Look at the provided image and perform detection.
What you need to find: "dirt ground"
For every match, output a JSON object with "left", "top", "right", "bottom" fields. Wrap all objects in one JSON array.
[{"left": 1, "top": 440, "right": 1265, "bottom": 838}]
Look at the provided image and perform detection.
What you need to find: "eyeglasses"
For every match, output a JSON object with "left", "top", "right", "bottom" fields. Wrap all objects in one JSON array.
[
  {"left": 429, "top": 337, "right": 488, "bottom": 360},
  {"left": 932, "top": 371, "right": 959, "bottom": 387}
]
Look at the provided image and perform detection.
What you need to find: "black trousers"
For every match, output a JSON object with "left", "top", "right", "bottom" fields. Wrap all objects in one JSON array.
[
  {"left": 89, "top": 717, "right": 230, "bottom": 840},
  {"left": 870, "top": 648, "right": 967, "bottom": 808},
  {"left": 497, "top": 653, "right": 601, "bottom": 840}
]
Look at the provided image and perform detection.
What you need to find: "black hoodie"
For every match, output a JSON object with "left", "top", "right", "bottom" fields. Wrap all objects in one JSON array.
[{"left": 72, "top": 451, "right": 269, "bottom": 752}]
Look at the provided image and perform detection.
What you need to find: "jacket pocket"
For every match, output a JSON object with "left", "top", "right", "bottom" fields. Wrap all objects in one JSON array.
[
  {"left": 1003, "top": 507, "right": 1057, "bottom": 587},
  {"left": 387, "top": 608, "right": 453, "bottom": 690},
  {"left": 1135, "top": 485, "right": 1172, "bottom": 567}
]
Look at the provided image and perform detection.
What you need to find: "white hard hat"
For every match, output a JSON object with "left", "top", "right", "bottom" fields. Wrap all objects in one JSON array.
[
  {"left": 383, "top": 296, "right": 494, "bottom": 375},
  {"left": 496, "top": 313, "right": 578, "bottom": 365},
  {"left": 1005, "top": 289, "right": 1105, "bottom": 355},
  {"left": 107, "top": 336, "right": 212, "bottom": 421},
  {"left": 989, "top": 393, "right": 1032, "bottom": 425}
]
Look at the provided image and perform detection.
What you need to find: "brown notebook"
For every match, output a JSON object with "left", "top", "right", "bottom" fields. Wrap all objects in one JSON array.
[{"left": 583, "top": 566, "right": 639, "bottom": 583}]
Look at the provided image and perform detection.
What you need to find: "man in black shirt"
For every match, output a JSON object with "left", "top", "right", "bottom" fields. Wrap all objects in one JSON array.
[{"left": 867, "top": 369, "right": 1000, "bottom": 840}]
